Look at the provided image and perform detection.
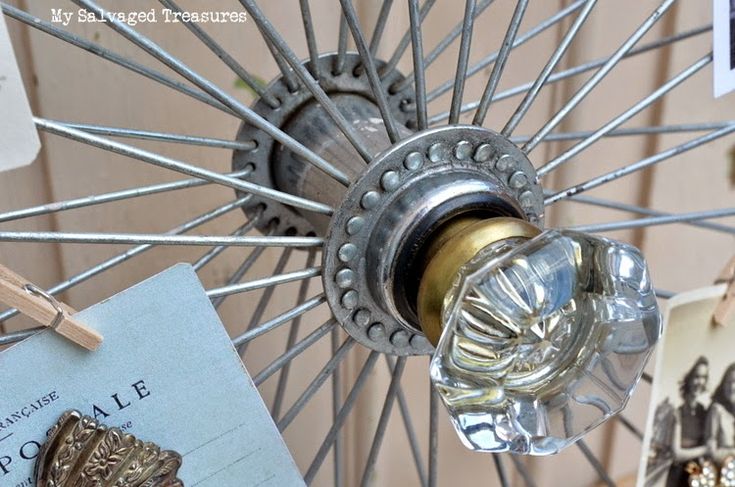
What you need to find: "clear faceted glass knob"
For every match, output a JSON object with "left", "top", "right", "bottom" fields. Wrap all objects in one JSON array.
[{"left": 418, "top": 218, "right": 661, "bottom": 455}]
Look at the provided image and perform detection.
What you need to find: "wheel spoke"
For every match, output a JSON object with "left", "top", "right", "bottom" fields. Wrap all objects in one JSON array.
[
  {"left": 509, "top": 456, "right": 537, "bottom": 487},
  {"left": 36, "top": 118, "right": 335, "bottom": 215},
  {"left": 502, "top": 0, "right": 597, "bottom": 136},
  {"left": 492, "top": 454, "right": 511, "bottom": 487},
  {"left": 569, "top": 207, "right": 735, "bottom": 233},
  {"left": 334, "top": 13, "right": 349, "bottom": 75},
  {"left": 369, "top": 0, "right": 395, "bottom": 55},
  {"left": 408, "top": 0, "right": 428, "bottom": 130},
  {"left": 277, "top": 337, "right": 357, "bottom": 432},
  {"left": 207, "top": 267, "right": 321, "bottom": 299},
  {"left": 158, "top": 0, "right": 279, "bottom": 107},
  {"left": 192, "top": 220, "right": 261, "bottom": 271},
  {"left": 360, "top": 356, "right": 407, "bottom": 487},
  {"left": 0, "top": 198, "right": 254, "bottom": 329},
  {"left": 299, "top": 0, "right": 321, "bottom": 79},
  {"left": 426, "top": 0, "right": 586, "bottom": 102},
  {"left": 340, "top": 0, "right": 403, "bottom": 143},
  {"left": 428, "top": 383, "right": 439, "bottom": 487},
  {"left": 211, "top": 235, "right": 276, "bottom": 310},
  {"left": 381, "top": 0, "right": 437, "bottom": 77},
  {"left": 0, "top": 169, "right": 251, "bottom": 224},
  {"left": 239, "top": 0, "right": 375, "bottom": 163},
  {"left": 538, "top": 53, "right": 712, "bottom": 176},
  {"left": 617, "top": 415, "right": 644, "bottom": 440},
  {"left": 0, "top": 3, "right": 233, "bottom": 116},
  {"left": 254, "top": 319, "right": 336, "bottom": 387},
  {"left": 386, "top": 356, "right": 428, "bottom": 487},
  {"left": 331, "top": 327, "right": 344, "bottom": 487},
  {"left": 71, "top": 0, "right": 347, "bottom": 185},
  {"left": 304, "top": 350, "right": 380, "bottom": 485},
  {"left": 545, "top": 123, "right": 735, "bottom": 205},
  {"left": 472, "top": 0, "right": 529, "bottom": 126},
  {"left": 448, "top": 0, "right": 477, "bottom": 125},
  {"left": 236, "top": 246, "right": 292, "bottom": 355},
  {"left": 577, "top": 440, "right": 615, "bottom": 487},
  {"left": 271, "top": 249, "right": 319, "bottom": 417},
  {"left": 231, "top": 294, "right": 327, "bottom": 347},
  {"left": 522, "top": 0, "right": 677, "bottom": 153},
  {"left": 556, "top": 193, "right": 735, "bottom": 235},
  {"left": 393, "top": 0, "right": 494, "bottom": 94}
]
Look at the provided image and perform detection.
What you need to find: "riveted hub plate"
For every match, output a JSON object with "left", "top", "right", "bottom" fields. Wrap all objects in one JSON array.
[
  {"left": 232, "top": 53, "right": 416, "bottom": 236},
  {"left": 323, "top": 125, "right": 544, "bottom": 355}
]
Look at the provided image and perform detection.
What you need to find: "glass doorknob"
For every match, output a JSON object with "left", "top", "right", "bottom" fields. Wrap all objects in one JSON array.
[{"left": 417, "top": 217, "right": 661, "bottom": 455}]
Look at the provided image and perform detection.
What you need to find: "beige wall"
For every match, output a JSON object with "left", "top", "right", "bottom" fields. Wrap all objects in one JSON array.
[{"left": 2, "top": 1, "right": 734, "bottom": 485}]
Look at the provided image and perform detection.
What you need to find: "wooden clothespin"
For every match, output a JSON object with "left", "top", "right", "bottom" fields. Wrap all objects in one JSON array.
[
  {"left": 0, "top": 263, "right": 102, "bottom": 350},
  {"left": 713, "top": 255, "right": 735, "bottom": 327}
]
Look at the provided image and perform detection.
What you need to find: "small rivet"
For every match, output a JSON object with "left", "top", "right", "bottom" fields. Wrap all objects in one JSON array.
[
  {"left": 495, "top": 154, "right": 515, "bottom": 172},
  {"left": 381, "top": 171, "right": 400, "bottom": 191},
  {"left": 404, "top": 151, "right": 424, "bottom": 170},
  {"left": 519, "top": 190, "right": 536, "bottom": 209},
  {"left": 474, "top": 143, "right": 493, "bottom": 162},
  {"left": 341, "top": 290, "right": 359, "bottom": 309},
  {"left": 368, "top": 323, "right": 385, "bottom": 340},
  {"left": 454, "top": 140, "right": 472, "bottom": 160},
  {"left": 428, "top": 142, "right": 449, "bottom": 162},
  {"left": 354, "top": 308, "right": 371, "bottom": 326},
  {"left": 335, "top": 268, "right": 355, "bottom": 288},
  {"left": 509, "top": 171, "right": 529, "bottom": 189},
  {"left": 346, "top": 216, "right": 365, "bottom": 235},
  {"left": 390, "top": 329, "right": 409, "bottom": 347},
  {"left": 361, "top": 191, "right": 380, "bottom": 210},
  {"left": 410, "top": 334, "right": 428, "bottom": 347},
  {"left": 338, "top": 243, "right": 358, "bottom": 262}
]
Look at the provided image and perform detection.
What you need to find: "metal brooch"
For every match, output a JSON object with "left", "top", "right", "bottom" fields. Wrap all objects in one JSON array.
[{"left": 35, "top": 410, "right": 183, "bottom": 486}]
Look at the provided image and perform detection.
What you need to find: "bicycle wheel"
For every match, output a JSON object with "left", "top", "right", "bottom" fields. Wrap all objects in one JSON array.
[{"left": 1, "top": 0, "right": 733, "bottom": 485}]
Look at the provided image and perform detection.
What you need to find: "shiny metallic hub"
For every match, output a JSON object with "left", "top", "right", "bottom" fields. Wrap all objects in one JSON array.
[{"left": 323, "top": 126, "right": 544, "bottom": 355}]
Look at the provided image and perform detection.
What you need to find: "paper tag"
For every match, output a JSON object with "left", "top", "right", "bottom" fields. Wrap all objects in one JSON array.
[
  {"left": 713, "top": 0, "right": 735, "bottom": 97},
  {"left": 0, "top": 14, "right": 40, "bottom": 171},
  {"left": 0, "top": 264, "right": 305, "bottom": 486},
  {"left": 637, "top": 285, "right": 730, "bottom": 487}
]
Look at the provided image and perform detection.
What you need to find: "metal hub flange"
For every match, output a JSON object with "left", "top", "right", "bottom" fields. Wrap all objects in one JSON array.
[
  {"left": 323, "top": 125, "right": 544, "bottom": 356},
  {"left": 232, "top": 53, "right": 416, "bottom": 236}
]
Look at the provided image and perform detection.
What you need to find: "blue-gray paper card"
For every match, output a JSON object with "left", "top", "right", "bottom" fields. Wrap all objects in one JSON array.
[{"left": 0, "top": 264, "right": 305, "bottom": 487}]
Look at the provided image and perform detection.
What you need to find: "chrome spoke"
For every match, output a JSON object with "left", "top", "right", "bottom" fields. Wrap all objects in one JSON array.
[
  {"left": 331, "top": 327, "right": 344, "bottom": 487},
  {"left": 0, "top": 169, "right": 250, "bottom": 224},
  {"left": 207, "top": 267, "right": 321, "bottom": 299},
  {"left": 538, "top": 53, "right": 713, "bottom": 176},
  {"left": 59, "top": 121, "right": 255, "bottom": 151},
  {"left": 569, "top": 208, "right": 735, "bottom": 233},
  {"left": 232, "top": 295, "right": 327, "bottom": 347},
  {"left": 254, "top": 320, "right": 337, "bottom": 387},
  {"left": 448, "top": 0, "right": 477, "bottom": 125},
  {"left": 381, "top": 0, "right": 437, "bottom": 77},
  {"left": 334, "top": 13, "right": 349, "bottom": 75},
  {"left": 560, "top": 193, "right": 735, "bottom": 235},
  {"left": 360, "top": 356, "right": 407, "bottom": 487},
  {"left": 509, "top": 456, "right": 537, "bottom": 487},
  {"left": 192, "top": 220, "right": 260, "bottom": 271},
  {"left": 239, "top": 0, "right": 374, "bottom": 163},
  {"left": 617, "top": 415, "right": 644, "bottom": 440},
  {"left": 71, "top": 0, "right": 347, "bottom": 185},
  {"left": 429, "top": 22, "right": 709, "bottom": 125},
  {"left": 427, "top": 0, "right": 586, "bottom": 102},
  {"left": 492, "top": 455, "right": 511, "bottom": 487},
  {"left": 271, "top": 249, "right": 319, "bottom": 417},
  {"left": 158, "top": 0, "right": 278, "bottom": 107},
  {"left": 36, "top": 118, "right": 335, "bottom": 215},
  {"left": 522, "top": 0, "right": 677, "bottom": 153},
  {"left": 370, "top": 0, "right": 395, "bottom": 55},
  {"left": 472, "top": 0, "right": 529, "bottom": 126},
  {"left": 0, "top": 3, "right": 233, "bottom": 116},
  {"left": 211, "top": 235, "right": 276, "bottom": 310},
  {"left": 545, "top": 123, "right": 735, "bottom": 205},
  {"left": 502, "top": 0, "right": 597, "bottom": 136},
  {"left": 304, "top": 351, "right": 380, "bottom": 485},
  {"left": 340, "top": 0, "right": 403, "bottom": 143},
  {"left": 409, "top": 0, "right": 428, "bottom": 130},
  {"left": 577, "top": 440, "right": 615, "bottom": 487},
  {"left": 299, "top": 0, "right": 321, "bottom": 79},
  {"left": 428, "top": 384, "right": 439, "bottom": 487},
  {"left": 386, "top": 356, "right": 428, "bottom": 487},
  {"left": 277, "top": 338, "right": 357, "bottom": 432},
  {"left": 0, "top": 198, "right": 253, "bottom": 328}
]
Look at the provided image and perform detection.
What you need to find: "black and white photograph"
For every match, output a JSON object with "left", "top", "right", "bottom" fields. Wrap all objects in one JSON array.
[
  {"left": 640, "top": 285, "right": 735, "bottom": 487},
  {"left": 714, "top": 0, "right": 735, "bottom": 95}
]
